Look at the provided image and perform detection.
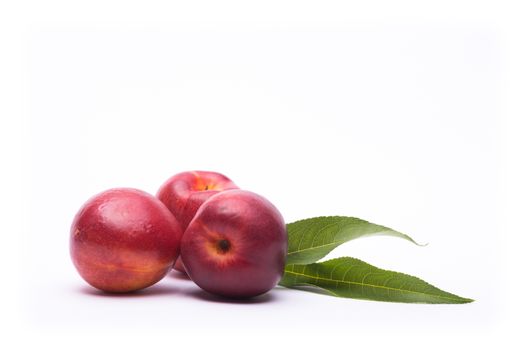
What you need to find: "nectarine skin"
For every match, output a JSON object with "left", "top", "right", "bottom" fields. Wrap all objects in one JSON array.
[
  {"left": 157, "top": 171, "right": 238, "bottom": 273},
  {"left": 70, "top": 188, "right": 183, "bottom": 293},
  {"left": 157, "top": 171, "right": 238, "bottom": 230},
  {"left": 181, "top": 190, "right": 288, "bottom": 298}
]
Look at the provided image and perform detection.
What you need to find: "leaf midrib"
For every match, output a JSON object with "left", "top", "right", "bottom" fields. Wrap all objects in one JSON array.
[
  {"left": 287, "top": 230, "right": 394, "bottom": 256},
  {"left": 287, "top": 241, "right": 341, "bottom": 256},
  {"left": 283, "top": 269, "right": 469, "bottom": 303}
]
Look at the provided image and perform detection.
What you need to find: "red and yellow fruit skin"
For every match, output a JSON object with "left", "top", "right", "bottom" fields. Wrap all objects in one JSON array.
[
  {"left": 70, "top": 188, "right": 183, "bottom": 293},
  {"left": 157, "top": 171, "right": 238, "bottom": 273},
  {"left": 157, "top": 171, "right": 238, "bottom": 230},
  {"left": 181, "top": 189, "right": 288, "bottom": 298}
]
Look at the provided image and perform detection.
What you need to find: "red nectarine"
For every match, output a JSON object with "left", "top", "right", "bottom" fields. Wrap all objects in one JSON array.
[
  {"left": 181, "top": 189, "right": 287, "bottom": 298},
  {"left": 70, "top": 188, "right": 183, "bottom": 293}
]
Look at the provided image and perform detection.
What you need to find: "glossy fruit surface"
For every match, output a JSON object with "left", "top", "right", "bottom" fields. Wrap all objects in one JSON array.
[
  {"left": 157, "top": 171, "right": 238, "bottom": 273},
  {"left": 157, "top": 170, "right": 238, "bottom": 230},
  {"left": 181, "top": 189, "right": 287, "bottom": 298},
  {"left": 70, "top": 188, "right": 183, "bottom": 292}
]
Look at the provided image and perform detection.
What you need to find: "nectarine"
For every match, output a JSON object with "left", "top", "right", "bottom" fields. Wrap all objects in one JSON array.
[
  {"left": 181, "top": 190, "right": 287, "bottom": 298},
  {"left": 70, "top": 188, "right": 183, "bottom": 293}
]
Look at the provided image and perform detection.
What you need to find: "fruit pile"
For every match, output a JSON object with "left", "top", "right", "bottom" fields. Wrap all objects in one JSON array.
[{"left": 70, "top": 171, "right": 287, "bottom": 298}]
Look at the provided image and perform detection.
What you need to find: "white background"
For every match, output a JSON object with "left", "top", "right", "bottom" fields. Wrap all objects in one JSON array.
[{"left": 2, "top": 1, "right": 523, "bottom": 349}]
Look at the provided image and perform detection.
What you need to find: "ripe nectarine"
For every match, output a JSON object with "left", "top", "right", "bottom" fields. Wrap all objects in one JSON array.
[
  {"left": 70, "top": 188, "right": 183, "bottom": 293},
  {"left": 181, "top": 190, "right": 287, "bottom": 298}
]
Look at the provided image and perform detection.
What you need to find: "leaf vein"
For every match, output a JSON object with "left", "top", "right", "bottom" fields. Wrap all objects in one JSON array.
[{"left": 284, "top": 270, "right": 466, "bottom": 302}]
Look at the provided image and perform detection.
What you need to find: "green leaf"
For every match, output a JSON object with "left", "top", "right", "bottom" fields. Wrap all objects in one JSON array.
[
  {"left": 286, "top": 216, "right": 423, "bottom": 265},
  {"left": 279, "top": 257, "right": 473, "bottom": 304}
]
